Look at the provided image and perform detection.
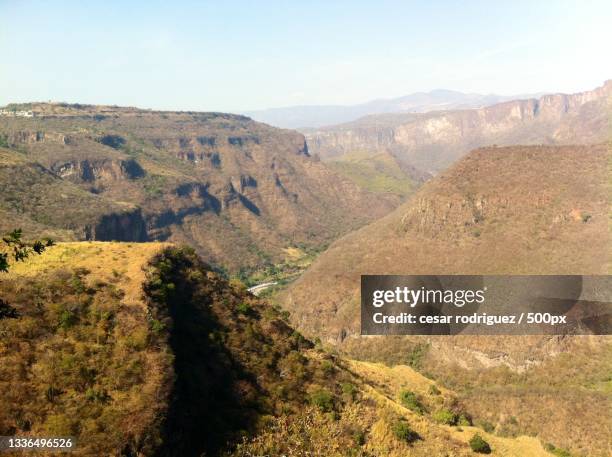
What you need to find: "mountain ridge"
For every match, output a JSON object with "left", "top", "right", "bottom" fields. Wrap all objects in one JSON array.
[
  {"left": 243, "top": 89, "right": 545, "bottom": 129},
  {"left": 305, "top": 80, "right": 612, "bottom": 173}
]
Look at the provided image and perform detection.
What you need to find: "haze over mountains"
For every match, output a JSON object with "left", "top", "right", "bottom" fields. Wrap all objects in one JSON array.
[{"left": 244, "top": 89, "right": 544, "bottom": 129}]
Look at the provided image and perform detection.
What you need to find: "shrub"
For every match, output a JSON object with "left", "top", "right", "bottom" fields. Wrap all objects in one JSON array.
[
  {"left": 476, "top": 419, "right": 495, "bottom": 433},
  {"left": 149, "top": 319, "right": 166, "bottom": 333},
  {"left": 236, "top": 302, "right": 251, "bottom": 315},
  {"left": 58, "top": 309, "right": 78, "bottom": 330},
  {"left": 469, "top": 434, "right": 491, "bottom": 454},
  {"left": 432, "top": 409, "right": 457, "bottom": 425},
  {"left": 341, "top": 382, "right": 357, "bottom": 400},
  {"left": 406, "top": 343, "right": 428, "bottom": 369},
  {"left": 399, "top": 390, "right": 425, "bottom": 414},
  {"left": 391, "top": 420, "right": 419, "bottom": 443},
  {"left": 320, "top": 360, "right": 334, "bottom": 377},
  {"left": 353, "top": 429, "right": 365, "bottom": 445},
  {"left": 428, "top": 384, "right": 441, "bottom": 395},
  {"left": 309, "top": 389, "right": 334, "bottom": 412},
  {"left": 545, "top": 444, "right": 572, "bottom": 457},
  {"left": 457, "top": 414, "right": 472, "bottom": 426}
]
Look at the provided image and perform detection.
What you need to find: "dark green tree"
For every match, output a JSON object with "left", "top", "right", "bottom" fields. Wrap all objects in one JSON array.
[{"left": 0, "top": 229, "right": 53, "bottom": 319}]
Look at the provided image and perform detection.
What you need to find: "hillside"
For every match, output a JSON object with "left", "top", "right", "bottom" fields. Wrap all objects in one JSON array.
[
  {"left": 280, "top": 144, "right": 612, "bottom": 456},
  {"left": 0, "top": 104, "right": 396, "bottom": 273},
  {"left": 282, "top": 144, "right": 612, "bottom": 342},
  {"left": 306, "top": 80, "right": 612, "bottom": 173},
  {"left": 0, "top": 242, "right": 556, "bottom": 456}
]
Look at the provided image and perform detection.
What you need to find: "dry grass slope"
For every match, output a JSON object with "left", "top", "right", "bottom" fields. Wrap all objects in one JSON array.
[{"left": 0, "top": 242, "right": 171, "bottom": 456}]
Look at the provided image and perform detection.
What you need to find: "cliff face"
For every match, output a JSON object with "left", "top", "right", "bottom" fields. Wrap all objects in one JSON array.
[
  {"left": 306, "top": 81, "right": 612, "bottom": 173},
  {"left": 0, "top": 106, "right": 395, "bottom": 271},
  {"left": 0, "top": 147, "right": 147, "bottom": 242},
  {"left": 85, "top": 209, "right": 148, "bottom": 242}
]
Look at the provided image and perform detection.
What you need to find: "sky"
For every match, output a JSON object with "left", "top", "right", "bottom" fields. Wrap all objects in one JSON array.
[{"left": 1, "top": 0, "right": 612, "bottom": 112}]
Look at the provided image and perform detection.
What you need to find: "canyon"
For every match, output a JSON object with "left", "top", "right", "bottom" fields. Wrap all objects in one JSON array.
[{"left": 0, "top": 104, "right": 398, "bottom": 272}]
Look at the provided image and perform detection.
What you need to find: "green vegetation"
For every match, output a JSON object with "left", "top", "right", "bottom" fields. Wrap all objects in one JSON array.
[
  {"left": 391, "top": 419, "right": 419, "bottom": 443},
  {"left": 432, "top": 409, "right": 457, "bottom": 425},
  {"left": 545, "top": 443, "right": 573, "bottom": 457},
  {"left": 428, "top": 384, "right": 441, "bottom": 395},
  {"left": 0, "top": 228, "right": 53, "bottom": 273},
  {"left": 0, "top": 243, "right": 562, "bottom": 456},
  {"left": 398, "top": 390, "right": 425, "bottom": 415},
  {"left": 0, "top": 258, "right": 170, "bottom": 455},
  {"left": 476, "top": 419, "right": 496, "bottom": 433},
  {"left": 0, "top": 229, "right": 54, "bottom": 320},
  {"left": 309, "top": 388, "right": 334, "bottom": 412},
  {"left": 143, "top": 246, "right": 380, "bottom": 455},
  {"left": 469, "top": 434, "right": 492, "bottom": 453},
  {"left": 235, "top": 302, "right": 252, "bottom": 315},
  {"left": 406, "top": 343, "right": 429, "bottom": 369},
  {"left": 341, "top": 382, "right": 358, "bottom": 400},
  {"left": 141, "top": 174, "right": 168, "bottom": 198},
  {"left": 234, "top": 245, "right": 321, "bottom": 289},
  {"left": 0, "top": 106, "right": 393, "bottom": 275},
  {"left": 327, "top": 152, "right": 419, "bottom": 197}
]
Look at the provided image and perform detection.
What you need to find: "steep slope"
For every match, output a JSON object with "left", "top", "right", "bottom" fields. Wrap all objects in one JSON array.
[
  {"left": 280, "top": 143, "right": 612, "bottom": 456},
  {"left": 306, "top": 80, "right": 612, "bottom": 173},
  {"left": 283, "top": 144, "right": 612, "bottom": 342},
  {"left": 244, "top": 89, "right": 542, "bottom": 129},
  {"left": 0, "top": 242, "right": 554, "bottom": 456},
  {"left": 0, "top": 104, "right": 395, "bottom": 272}
]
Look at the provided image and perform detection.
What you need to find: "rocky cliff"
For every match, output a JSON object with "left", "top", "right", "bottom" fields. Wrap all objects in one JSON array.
[
  {"left": 306, "top": 80, "right": 612, "bottom": 173},
  {"left": 0, "top": 105, "right": 396, "bottom": 271}
]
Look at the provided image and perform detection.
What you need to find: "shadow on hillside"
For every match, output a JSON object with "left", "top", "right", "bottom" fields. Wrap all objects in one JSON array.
[{"left": 145, "top": 250, "right": 258, "bottom": 457}]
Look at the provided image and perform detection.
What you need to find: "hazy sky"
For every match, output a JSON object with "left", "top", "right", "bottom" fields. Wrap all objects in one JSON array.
[{"left": 1, "top": 0, "right": 611, "bottom": 112}]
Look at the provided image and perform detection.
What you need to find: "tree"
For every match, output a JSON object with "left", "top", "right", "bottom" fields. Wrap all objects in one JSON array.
[
  {"left": 0, "top": 228, "right": 53, "bottom": 273},
  {"left": 0, "top": 229, "right": 53, "bottom": 319}
]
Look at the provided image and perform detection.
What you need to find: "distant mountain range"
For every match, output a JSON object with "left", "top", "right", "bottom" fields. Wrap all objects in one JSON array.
[{"left": 244, "top": 89, "right": 545, "bottom": 129}]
